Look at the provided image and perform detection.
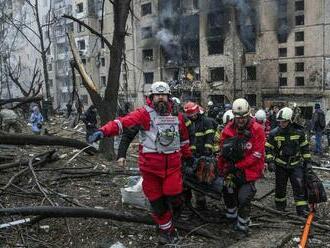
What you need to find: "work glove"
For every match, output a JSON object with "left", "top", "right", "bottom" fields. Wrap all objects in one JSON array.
[
  {"left": 224, "top": 174, "right": 236, "bottom": 189},
  {"left": 117, "top": 157, "right": 127, "bottom": 168},
  {"left": 267, "top": 162, "right": 276, "bottom": 173},
  {"left": 88, "top": 130, "right": 104, "bottom": 143}
]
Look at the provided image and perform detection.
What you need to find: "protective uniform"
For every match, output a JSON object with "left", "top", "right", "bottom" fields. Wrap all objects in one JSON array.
[
  {"left": 184, "top": 102, "right": 215, "bottom": 209},
  {"left": 218, "top": 98, "right": 265, "bottom": 232},
  {"left": 81, "top": 105, "right": 98, "bottom": 143},
  {"left": 214, "top": 110, "right": 234, "bottom": 153},
  {"left": 265, "top": 107, "right": 311, "bottom": 216},
  {"left": 97, "top": 82, "right": 192, "bottom": 244}
]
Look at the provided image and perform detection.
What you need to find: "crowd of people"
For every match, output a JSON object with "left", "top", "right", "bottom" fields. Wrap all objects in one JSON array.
[
  {"left": 87, "top": 81, "right": 328, "bottom": 245},
  {"left": 0, "top": 81, "right": 326, "bottom": 245}
]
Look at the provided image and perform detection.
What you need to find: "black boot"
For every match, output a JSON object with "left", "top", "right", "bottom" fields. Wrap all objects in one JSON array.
[{"left": 158, "top": 229, "right": 178, "bottom": 245}]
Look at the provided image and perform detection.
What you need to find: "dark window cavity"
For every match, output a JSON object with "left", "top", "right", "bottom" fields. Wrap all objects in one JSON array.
[
  {"left": 295, "top": 46, "right": 304, "bottom": 56},
  {"left": 279, "top": 48, "right": 287, "bottom": 57},
  {"left": 141, "top": 26, "right": 152, "bottom": 39},
  {"left": 143, "top": 49, "right": 153, "bottom": 61},
  {"left": 246, "top": 66, "right": 257, "bottom": 81},
  {"left": 144, "top": 72, "right": 154, "bottom": 84},
  {"left": 141, "top": 3, "right": 152, "bottom": 16},
  {"left": 295, "top": 77, "right": 304, "bottom": 86},
  {"left": 279, "top": 63, "right": 287, "bottom": 73},
  {"left": 295, "top": 31, "right": 304, "bottom": 42},
  {"left": 295, "top": 15, "right": 304, "bottom": 26},
  {"left": 295, "top": 62, "right": 304, "bottom": 72},
  {"left": 210, "top": 67, "right": 224, "bottom": 82}
]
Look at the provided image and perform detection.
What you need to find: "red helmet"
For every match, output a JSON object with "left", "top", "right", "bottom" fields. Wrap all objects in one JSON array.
[{"left": 184, "top": 101, "right": 200, "bottom": 116}]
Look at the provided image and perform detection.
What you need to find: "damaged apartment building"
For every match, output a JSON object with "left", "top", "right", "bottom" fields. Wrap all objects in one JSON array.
[{"left": 135, "top": 0, "right": 330, "bottom": 113}]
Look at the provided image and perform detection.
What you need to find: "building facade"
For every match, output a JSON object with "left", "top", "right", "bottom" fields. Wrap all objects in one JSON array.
[{"left": 2, "top": 0, "right": 330, "bottom": 117}]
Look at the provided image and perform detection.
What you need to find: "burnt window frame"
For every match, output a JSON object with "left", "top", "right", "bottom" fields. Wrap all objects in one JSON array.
[
  {"left": 295, "top": 1, "right": 304, "bottom": 11},
  {"left": 279, "top": 77, "right": 288, "bottom": 86},
  {"left": 295, "top": 46, "right": 304, "bottom": 56},
  {"left": 209, "top": 67, "right": 225, "bottom": 82},
  {"left": 76, "top": 2, "right": 84, "bottom": 13},
  {"left": 101, "top": 76, "right": 107, "bottom": 87},
  {"left": 207, "top": 38, "right": 224, "bottom": 55},
  {"left": 279, "top": 63, "right": 287, "bottom": 73},
  {"left": 279, "top": 48, "right": 287, "bottom": 57},
  {"left": 142, "top": 49, "right": 154, "bottom": 61},
  {"left": 295, "top": 15, "right": 304, "bottom": 26},
  {"left": 295, "top": 76, "right": 305, "bottom": 86},
  {"left": 101, "top": 57, "right": 105, "bottom": 67},
  {"left": 246, "top": 66, "right": 257, "bottom": 81},
  {"left": 144, "top": 72, "right": 154, "bottom": 84},
  {"left": 141, "top": 26, "right": 153, "bottom": 39},
  {"left": 141, "top": 2, "right": 152, "bottom": 16},
  {"left": 295, "top": 31, "right": 304, "bottom": 42},
  {"left": 295, "top": 62, "right": 304, "bottom": 72}
]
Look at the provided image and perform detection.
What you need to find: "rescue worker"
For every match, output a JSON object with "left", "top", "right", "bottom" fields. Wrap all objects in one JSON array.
[
  {"left": 88, "top": 82, "right": 193, "bottom": 244},
  {"left": 0, "top": 107, "right": 22, "bottom": 133},
  {"left": 255, "top": 109, "right": 271, "bottom": 137},
  {"left": 266, "top": 107, "right": 311, "bottom": 216},
  {"left": 214, "top": 110, "right": 234, "bottom": 153},
  {"left": 184, "top": 101, "right": 215, "bottom": 210},
  {"left": 218, "top": 98, "right": 265, "bottom": 232},
  {"left": 116, "top": 97, "right": 194, "bottom": 169},
  {"left": 30, "top": 106, "right": 44, "bottom": 135},
  {"left": 81, "top": 105, "right": 98, "bottom": 143}
]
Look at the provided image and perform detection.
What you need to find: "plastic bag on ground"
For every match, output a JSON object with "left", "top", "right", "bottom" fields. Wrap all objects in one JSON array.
[{"left": 121, "top": 176, "right": 150, "bottom": 210}]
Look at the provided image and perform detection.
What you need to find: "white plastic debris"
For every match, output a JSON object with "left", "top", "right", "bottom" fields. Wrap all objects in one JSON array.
[
  {"left": 39, "top": 225, "right": 50, "bottom": 233},
  {"left": 0, "top": 218, "right": 31, "bottom": 229},
  {"left": 121, "top": 176, "right": 150, "bottom": 210},
  {"left": 59, "top": 154, "right": 68, "bottom": 159},
  {"left": 110, "top": 241, "right": 126, "bottom": 248},
  {"left": 293, "top": 237, "right": 301, "bottom": 243}
]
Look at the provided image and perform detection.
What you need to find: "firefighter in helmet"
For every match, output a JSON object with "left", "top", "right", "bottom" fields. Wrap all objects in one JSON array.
[
  {"left": 266, "top": 107, "right": 311, "bottom": 216},
  {"left": 88, "top": 81, "right": 193, "bottom": 244},
  {"left": 255, "top": 109, "right": 271, "bottom": 137},
  {"left": 214, "top": 110, "right": 235, "bottom": 153},
  {"left": 183, "top": 101, "right": 215, "bottom": 209},
  {"left": 218, "top": 98, "right": 265, "bottom": 232}
]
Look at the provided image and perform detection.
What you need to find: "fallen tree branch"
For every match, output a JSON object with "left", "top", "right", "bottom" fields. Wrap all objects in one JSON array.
[
  {"left": 28, "top": 155, "right": 55, "bottom": 206},
  {"left": 254, "top": 188, "right": 275, "bottom": 201},
  {"left": 0, "top": 151, "right": 58, "bottom": 191},
  {"left": 252, "top": 202, "right": 330, "bottom": 232},
  {"left": 0, "top": 95, "right": 43, "bottom": 106},
  {"left": 0, "top": 134, "right": 97, "bottom": 154},
  {"left": 0, "top": 150, "right": 58, "bottom": 171},
  {"left": 0, "top": 206, "right": 221, "bottom": 240}
]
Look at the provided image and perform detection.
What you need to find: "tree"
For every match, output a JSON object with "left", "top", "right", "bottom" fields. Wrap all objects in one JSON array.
[
  {"left": 3, "top": 0, "right": 55, "bottom": 115},
  {"left": 63, "top": 0, "right": 132, "bottom": 159}
]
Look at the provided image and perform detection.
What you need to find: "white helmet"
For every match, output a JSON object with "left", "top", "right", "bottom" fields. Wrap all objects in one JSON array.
[
  {"left": 232, "top": 98, "right": 250, "bottom": 117},
  {"left": 172, "top": 97, "right": 181, "bottom": 105},
  {"left": 276, "top": 107, "right": 293, "bottom": 122},
  {"left": 223, "top": 110, "right": 234, "bottom": 125},
  {"left": 149, "top": 81, "right": 171, "bottom": 96},
  {"left": 255, "top": 109, "right": 267, "bottom": 122},
  {"left": 207, "top": 101, "right": 214, "bottom": 106}
]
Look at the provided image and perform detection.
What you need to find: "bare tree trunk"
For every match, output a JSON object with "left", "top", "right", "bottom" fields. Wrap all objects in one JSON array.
[{"left": 98, "top": 0, "right": 131, "bottom": 160}]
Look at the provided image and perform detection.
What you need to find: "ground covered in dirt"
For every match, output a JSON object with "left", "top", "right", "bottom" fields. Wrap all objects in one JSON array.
[{"left": 0, "top": 115, "right": 330, "bottom": 248}]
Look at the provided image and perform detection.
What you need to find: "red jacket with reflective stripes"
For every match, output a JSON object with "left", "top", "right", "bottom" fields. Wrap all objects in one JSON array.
[
  {"left": 100, "top": 99, "right": 192, "bottom": 177},
  {"left": 217, "top": 118, "right": 266, "bottom": 182}
]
